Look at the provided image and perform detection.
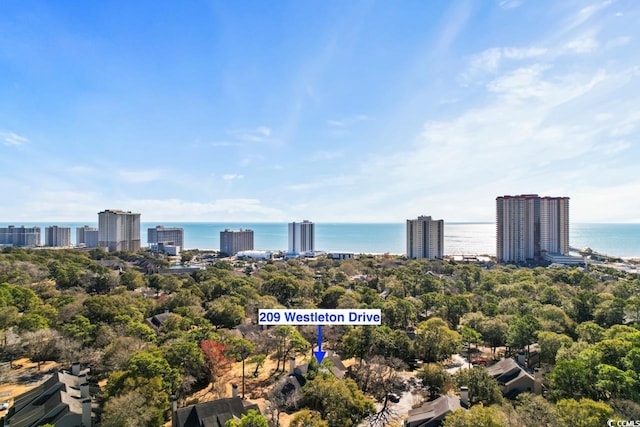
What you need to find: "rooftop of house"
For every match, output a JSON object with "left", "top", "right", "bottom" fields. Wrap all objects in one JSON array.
[
  {"left": 145, "top": 310, "right": 172, "bottom": 329},
  {"left": 174, "top": 397, "right": 259, "bottom": 427},
  {"left": 405, "top": 394, "right": 463, "bottom": 427},
  {"left": 5, "top": 367, "right": 93, "bottom": 427},
  {"left": 487, "top": 358, "right": 534, "bottom": 384}
]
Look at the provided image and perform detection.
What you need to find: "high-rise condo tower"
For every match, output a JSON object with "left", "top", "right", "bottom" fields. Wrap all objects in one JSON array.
[
  {"left": 406, "top": 215, "right": 444, "bottom": 259},
  {"left": 98, "top": 209, "right": 141, "bottom": 252},
  {"left": 496, "top": 194, "right": 569, "bottom": 263}
]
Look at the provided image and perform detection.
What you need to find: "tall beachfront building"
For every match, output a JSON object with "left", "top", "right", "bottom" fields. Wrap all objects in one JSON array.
[
  {"left": 0, "top": 226, "right": 41, "bottom": 247},
  {"left": 288, "top": 220, "right": 315, "bottom": 255},
  {"left": 44, "top": 226, "right": 71, "bottom": 247},
  {"left": 148, "top": 226, "right": 185, "bottom": 250},
  {"left": 406, "top": 216, "right": 444, "bottom": 259},
  {"left": 98, "top": 209, "right": 141, "bottom": 252},
  {"left": 76, "top": 226, "right": 99, "bottom": 248},
  {"left": 220, "top": 229, "right": 254, "bottom": 256},
  {"left": 496, "top": 194, "right": 569, "bottom": 263}
]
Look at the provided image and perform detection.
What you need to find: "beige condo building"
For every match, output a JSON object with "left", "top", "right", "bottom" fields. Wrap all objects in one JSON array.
[
  {"left": 496, "top": 194, "right": 569, "bottom": 263},
  {"left": 406, "top": 215, "right": 444, "bottom": 259},
  {"left": 98, "top": 209, "right": 141, "bottom": 252}
]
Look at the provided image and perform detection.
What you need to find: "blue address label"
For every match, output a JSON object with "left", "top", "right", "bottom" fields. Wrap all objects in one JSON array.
[{"left": 258, "top": 309, "right": 382, "bottom": 325}]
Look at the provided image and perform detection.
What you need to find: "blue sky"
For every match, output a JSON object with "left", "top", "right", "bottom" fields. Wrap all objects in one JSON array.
[{"left": 1, "top": 0, "right": 638, "bottom": 223}]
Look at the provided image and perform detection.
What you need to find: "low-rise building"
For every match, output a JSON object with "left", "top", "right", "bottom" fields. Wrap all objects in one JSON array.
[
  {"left": 486, "top": 358, "right": 536, "bottom": 398},
  {"left": 404, "top": 394, "right": 464, "bottom": 427},
  {"left": 172, "top": 396, "right": 259, "bottom": 427},
  {"left": 148, "top": 226, "right": 184, "bottom": 254},
  {"left": 3, "top": 363, "right": 95, "bottom": 427}
]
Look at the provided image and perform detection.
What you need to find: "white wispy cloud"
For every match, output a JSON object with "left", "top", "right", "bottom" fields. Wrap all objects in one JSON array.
[
  {"left": 605, "top": 36, "right": 631, "bottom": 48},
  {"left": 287, "top": 175, "right": 355, "bottom": 191},
  {"left": 311, "top": 150, "right": 343, "bottom": 161},
  {"left": 228, "top": 126, "right": 273, "bottom": 142},
  {"left": 565, "top": 32, "right": 600, "bottom": 53},
  {"left": 1, "top": 131, "right": 29, "bottom": 146},
  {"left": 326, "top": 115, "right": 369, "bottom": 137},
  {"left": 339, "top": 57, "right": 640, "bottom": 222},
  {"left": 207, "top": 141, "right": 237, "bottom": 147},
  {"left": 117, "top": 169, "right": 164, "bottom": 184},
  {"left": 465, "top": 47, "right": 548, "bottom": 76},
  {"left": 499, "top": 0, "right": 525, "bottom": 9},
  {"left": 433, "top": 0, "right": 475, "bottom": 54},
  {"left": 222, "top": 174, "right": 244, "bottom": 180},
  {"left": 565, "top": 0, "right": 614, "bottom": 33}
]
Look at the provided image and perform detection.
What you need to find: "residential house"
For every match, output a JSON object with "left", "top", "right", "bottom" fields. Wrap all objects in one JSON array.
[
  {"left": 172, "top": 395, "right": 259, "bottom": 427},
  {"left": 3, "top": 363, "right": 94, "bottom": 427},
  {"left": 404, "top": 393, "right": 465, "bottom": 427},
  {"left": 486, "top": 358, "right": 536, "bottom": 398}
]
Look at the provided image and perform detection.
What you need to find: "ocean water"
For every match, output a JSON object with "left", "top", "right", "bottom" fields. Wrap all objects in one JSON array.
[{"left": 1, "top": 222, "right": 639, "bottom": 258}]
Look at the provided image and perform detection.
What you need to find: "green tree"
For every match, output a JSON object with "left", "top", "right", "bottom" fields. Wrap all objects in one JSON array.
[
  {"left": 262, "top": 275, "right": 300, "bottom": 306},
  {"left": 320, "top": 286, "right": 346, "bottom": 309},
  {"left": 537, "top": 331, "right": 573, "bottom": 364},
  {"left": 513, "top": 393, "right": 557, "bottom": 427},
  {"left": 206, "top": 296, "right": 245, "bottom": 328},
  {"left": 225, "top": 409, "right": 269, "bottom": 427},
  {"left": 555, "top": 398, "right": 614, "bottom": 427},
  {"left": 506, "top": 314, "right": 541, "bottom": 363},
  {"left": 443, "top": 405, "right": 506, "bottom": 427},
  {"left": 382, "top": 297, "right": 417, "bottom": 329},
  {"left": 453, "top": 367, "right": 503, "bottom": 406},
  {"left": 274, "top": 326, "right": 309, "bottom": 372},
  {"left": 62, "top": 315, "right": 95, "bottom": 343},
  {"left": 290, "top": 409, "right": 328, "bottom": 427},
  {"left": 575, "top": 321, "right": 605, "bottom": 344},
  {"left": 302, "top": 374, "right": 375, "bottom": 427},
  {"left": 460, "top": 326, "right": 482, "bottom": 368},
  {"left": 120, "top": 269, "right": 145, "bottom": 290},
  {"left": 17, "top": 313, "right": 49, "bottom": 332},
  {"left": 418, "top": 363, "right": 452, "bottom": 399},
  {"left": 595, "top": 363, "right": 637, "bottom": 400},
  {"left": 415, "top": 318, "right": 461, "bottom": 362},
  {"left": 162, "top": 341, "right": 207, "bottom": 398},
  {"left": 440, "top": 295, "right": 471, "bottom": 329},
  {"left": 122, "top": 349, "right": 182, "bottom": 395},
  {"left": 225, "top": 337, "right": 256, "bottom": 399},
  {"left": 342, "top": 326, "right": 373, "bottom": 363},
  {"left": 548, "top": 359, "right": 593, "bottom": 400},
  {"left": 0, "top": 305, "right": 19, "bottom": 329},
  {"left": 479, "top": 318, "right": 508, "bottom": 357},
  {"left": 594, "top": 297, "right": 626, "bottom": 328}
]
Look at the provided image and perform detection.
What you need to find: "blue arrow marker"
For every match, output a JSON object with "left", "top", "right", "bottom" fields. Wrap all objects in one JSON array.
[{"left": 313, "top": 325, "right": 326, "bottom": 363}]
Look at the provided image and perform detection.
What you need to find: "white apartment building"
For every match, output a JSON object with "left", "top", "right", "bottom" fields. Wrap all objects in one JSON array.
[
  {"left": 0, "top": 225, "right": 41, "bottom": 247},
  {"left": 496, "top": 195, "right": 569, "bottom": 263},
  {"left": 220, "top": 228, "right": 254, "bottom": 256},
  {"left": 288, "top": 220, "right": 315, "bottom": 254},
  {"left": 148, "top": 226, "right": 185, "bottom": 251},
  {"left": 98, "top": 209, "right": 141, "bottom": 252},
  {"left": 540, "top": 197, "right": 570, "bottom": 256},
  {"left": 406, "top": 216, "right": 444, "bottom": 259},
  {"left": 45, "top": 226, "right": 72, "bottom": 247},
  {"left": 76, "top": 226, "right": 99, "bottom": 248}
]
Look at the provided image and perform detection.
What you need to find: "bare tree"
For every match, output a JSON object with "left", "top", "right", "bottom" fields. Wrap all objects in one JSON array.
[
  {"left": 23, "top": 329, "right": 60, "bottom": 370},
  {"left": 350, "top": 356, "right": 407, "bottom": 427}
]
